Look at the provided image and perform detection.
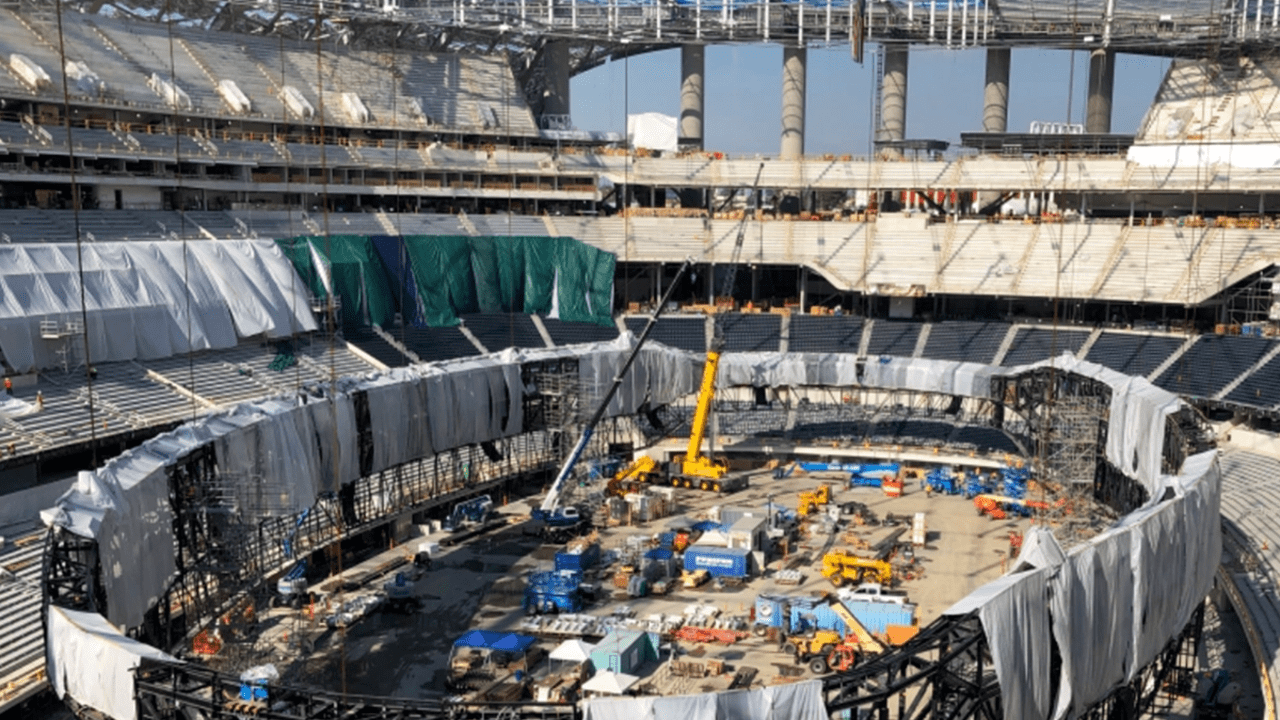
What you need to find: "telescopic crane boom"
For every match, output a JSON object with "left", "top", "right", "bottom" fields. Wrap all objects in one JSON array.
[
  {"left": 533, "top": 257, "right": 696, "bottom": 524},
  {"left": 680, "top": 162, "right": 765, "bottom": 480}
]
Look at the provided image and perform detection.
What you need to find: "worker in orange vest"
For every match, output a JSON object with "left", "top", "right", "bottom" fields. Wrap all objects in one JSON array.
[{"left": 3, "top": 377, "right": 11, "bottom": 396}]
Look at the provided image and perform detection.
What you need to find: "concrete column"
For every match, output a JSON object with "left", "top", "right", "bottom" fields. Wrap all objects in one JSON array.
[
  {"left": 541, "top": 41, "right": 571, "bottom": 124},
  {"left": 880, "top": 45, "right": 909, "bottom": 145},
  {"left": 781, "top": 46, "right": 807, "bottom": 159},
  {"left": 982, "top": 48, "right": 1011, "bottom": 133},
  {"left": 1086, "top": 48, "right": 1115, "bottom": 134},
  {"left": 680, "top": 44, "right": 705, "bottom": 150}
]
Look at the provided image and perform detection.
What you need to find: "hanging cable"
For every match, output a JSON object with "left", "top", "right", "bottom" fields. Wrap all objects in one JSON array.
[
  {"left": 160, "top": 0, "right": 202, "bottom": 424},
  {"left": 52, "top": 0, "right": 98, "bottom": 466}
]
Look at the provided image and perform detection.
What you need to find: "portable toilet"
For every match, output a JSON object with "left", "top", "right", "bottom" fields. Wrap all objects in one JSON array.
[{"left": 589, "top": 629, "right": 660, "bottom": 675}]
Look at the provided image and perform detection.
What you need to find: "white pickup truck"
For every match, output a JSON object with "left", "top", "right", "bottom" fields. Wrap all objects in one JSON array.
[{"left": 838, "top": 582, "right": 908, "bottom": 604}]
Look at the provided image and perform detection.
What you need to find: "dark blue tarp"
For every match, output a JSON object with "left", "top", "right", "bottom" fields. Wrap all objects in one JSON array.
[{"left": 370, "top": 235, "right": 427, "bottom": 327}]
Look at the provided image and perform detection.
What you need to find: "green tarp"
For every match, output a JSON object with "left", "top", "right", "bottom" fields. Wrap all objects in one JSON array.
[
  {"left": 277, "top": 236, "right": 398, "bottom": 328},
  {"left": 277, "top": 234, "right": 616, "bottom": 329},
  {"left": 398, "top": 236, "right": 615, "bottom": 328}
]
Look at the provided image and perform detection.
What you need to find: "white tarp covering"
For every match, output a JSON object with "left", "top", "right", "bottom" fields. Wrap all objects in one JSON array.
[
  {"left": 42, "top": 337, "right": 693, "bottom": 628},
  {"left": 577, "top": 335, "right": 699, "bottom": 417},
  {"left": 65, "top": 60, "right": 106, "bottom": 95},
  {"left": 0, "top": 241, "right": 315, "bottom": 372},
  {"left": 47, "top": 606, "right": 176, "bottom": 720},
  {"left": 946, "top": 570, "right": 1053, "bottom": 720},
  {"left": 858, "top": 356, "right": 999, "bottom": 398},
  {"left": 948, "top": 449, "right": 1220, "bottom": 720},
  {"left": 217, "top": 79, "right": 251, "bottom": 114},
  {"left": 584, "top": 678, "right": 825, "bottom": 720},
  {"left": 626, "top": 112, "right": 678, "bottom": 153}
]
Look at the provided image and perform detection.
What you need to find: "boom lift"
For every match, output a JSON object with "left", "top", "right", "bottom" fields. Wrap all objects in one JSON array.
[{"left": 530, "top": 258, "right": 696, "bottom": 538}]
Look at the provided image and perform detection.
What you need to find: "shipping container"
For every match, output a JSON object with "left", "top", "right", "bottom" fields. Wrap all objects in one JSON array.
[
  {"left": 683, "top": 545, "right": 751, "bottom": 578},
  {"left": 789, "top": 596, "right": 844, "bottom": 635},
  {"left": 554, "top": 542, "right": 601, "bottom": 572},
  {"left": 842, "top": 599, "right": 917, "bottom": 635}
]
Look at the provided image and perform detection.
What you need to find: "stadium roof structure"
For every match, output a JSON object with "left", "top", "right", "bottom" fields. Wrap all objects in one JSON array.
[{"left": 45, "top": 0, "right": 1280, "bottom": 56}]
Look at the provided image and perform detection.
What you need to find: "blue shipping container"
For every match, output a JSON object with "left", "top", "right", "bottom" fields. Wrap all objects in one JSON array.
[
  {"left": 554, "top": 542, "right": 601, "bottom": 572},
  {"left": 683, "top": 546, "right": 750, "bottom": 578},
  {"left": 841, "top": 599, "right": 916, "bottom": 635},
  {"left": 790, "top": 597, "right": 844, "bottom": 635}
]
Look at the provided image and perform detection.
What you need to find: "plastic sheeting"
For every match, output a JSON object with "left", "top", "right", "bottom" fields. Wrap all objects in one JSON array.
[
  {"left": 858, "top": 356, "right": 999, "bottom": 398},
  {"left": 583, "top": 678, "right": 825, "bottom": 720},
  {"left": 43, "top": 340, "right": 1218, "bottom": 718},
  {"left": 0, "top": 241, "right": 315, "bottom": 372},
  {"left": 43, "top": 336, "right": 690, "bottom": 630},
  {"left": 46, "top": 606, "right": 176, "bottom": 720},
  {"left": 627, "top": 112, "right": 678, "bottom": 152},
  {"left": 947, "top": 450, "right": 1220, "bottom": 720},
  {"left": 717, "top": 352, "right": 859, "bottom": 388}
]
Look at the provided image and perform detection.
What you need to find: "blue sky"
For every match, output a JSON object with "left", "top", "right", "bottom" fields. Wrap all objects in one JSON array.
[{"left": 571, "top": 45, "right": 1172, "bottom": 155}]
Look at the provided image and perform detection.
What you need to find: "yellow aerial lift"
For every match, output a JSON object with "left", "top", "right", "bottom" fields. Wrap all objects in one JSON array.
[{"left": 798, "top": 483, "right": 832, "bottom": 516}]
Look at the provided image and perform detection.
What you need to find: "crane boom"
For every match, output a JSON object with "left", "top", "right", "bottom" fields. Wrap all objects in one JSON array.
[
  {"left": 829, "top": 598, "right": 886, "bottom": 654},
  {"left": 535, "top": 257, "right": 696, "bottom": 519},
  {"left": 682, "top": 163, "right": 765, "bottom": 479}
]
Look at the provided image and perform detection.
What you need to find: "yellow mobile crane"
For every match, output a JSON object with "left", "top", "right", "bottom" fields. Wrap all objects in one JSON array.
[{"left": 610, "top": 165, "right": 764, "bottom": 495}]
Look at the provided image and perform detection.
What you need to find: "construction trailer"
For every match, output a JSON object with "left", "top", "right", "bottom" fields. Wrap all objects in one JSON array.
[
  {"left": 589, "top": 629, "right": 660, "bottom": 675},
  {"left": 683, "top": 545, "right": 751, "bottom": 579}
]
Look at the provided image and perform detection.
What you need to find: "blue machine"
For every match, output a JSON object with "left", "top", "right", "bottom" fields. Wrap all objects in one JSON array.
[
  {"left": 963, "top": 470, "right": 995, "bottom": 499},
  {"left": 1001, "top": 466, "right": 1030, "bottom": 500},
  {"left": 923, "top": 467, "right": 960, "bottom": 495},
  {"left": 274, "top": 509, "right": 311, "bottom": 608},
  {"left": 524, "top": 570, "right": 585, "bottom": 614},
  {"left": 753, "top": 595, "right": 789, "bottom": 633},
  {"left": 443, "top": 495, "right": 494, "bottom": 532}
]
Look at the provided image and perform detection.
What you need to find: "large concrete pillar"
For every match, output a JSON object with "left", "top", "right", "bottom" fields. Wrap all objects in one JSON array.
[
  {"left": 680, "top": 44, "right": 705, "bottom": 150},
  {"left": 880, "top": 46, "right": 909, "bottom": 144},
  {"left": 982, "top": 48, "right": 1011, "bottom": 133},
  {"left": 781, "top": 46, "right": 807, "bottom": 159},
  {"left": 541, "top": 41, "right": 571, "bottom": 126},
  {"left": 1086, "top": 49, "right": 1115, "bottom": 134}
]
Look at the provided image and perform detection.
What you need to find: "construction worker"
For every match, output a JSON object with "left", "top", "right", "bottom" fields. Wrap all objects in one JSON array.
[
  {"left": 35, "top": 391, "right": 43, "bottom": 411},
  {"left": 3, "top": 377, "right": 10, "bottom": 396}
]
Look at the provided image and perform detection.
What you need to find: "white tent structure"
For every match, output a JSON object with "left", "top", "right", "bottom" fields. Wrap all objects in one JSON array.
[
  {"left": 582, "top": 671, "right": 639, "bottom": 696},
  {"left": 550, "top": 639, "right": 594, "bottom": 664}
]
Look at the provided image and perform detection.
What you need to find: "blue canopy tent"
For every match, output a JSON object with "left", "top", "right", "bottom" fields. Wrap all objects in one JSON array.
[
  {"left": 448, "top": 631, "right": 539, "bottom": 691},
  {"left": 453, "top": 630, "right": 537, "bottom": 652}
]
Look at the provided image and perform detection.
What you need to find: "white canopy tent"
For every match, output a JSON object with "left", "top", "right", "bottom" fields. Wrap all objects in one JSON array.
[{"left": 582, "top": 670, "right": 639, "bottom": 696}]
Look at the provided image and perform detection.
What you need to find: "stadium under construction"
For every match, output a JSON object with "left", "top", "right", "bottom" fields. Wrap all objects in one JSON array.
[{"left": 0, "top": 1, "right": 1275, "bottom": 719}]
